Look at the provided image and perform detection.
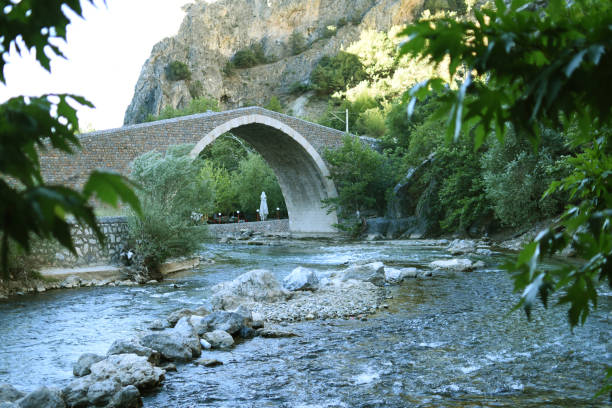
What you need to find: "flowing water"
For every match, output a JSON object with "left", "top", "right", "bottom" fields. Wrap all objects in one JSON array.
[{"left": 0, "top": 240, "right": 610, "bottom": 407}]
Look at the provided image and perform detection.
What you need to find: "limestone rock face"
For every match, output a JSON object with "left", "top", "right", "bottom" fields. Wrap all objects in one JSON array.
[{"left": 124, "top": 0, "right": 432, "bottom": 124}]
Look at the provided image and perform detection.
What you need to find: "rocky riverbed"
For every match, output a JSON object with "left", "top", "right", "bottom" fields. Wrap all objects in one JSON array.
[
  {"left": 1, "top": 238, "right": 599, "bottom": 408},
  {"left": 0, "top": 254, "right": 440, "bottom": 407}
]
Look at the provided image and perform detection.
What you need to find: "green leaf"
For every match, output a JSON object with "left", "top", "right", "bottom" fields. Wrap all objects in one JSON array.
[{"left": 83, "top": 171, "right": 142, "bottom": 216}]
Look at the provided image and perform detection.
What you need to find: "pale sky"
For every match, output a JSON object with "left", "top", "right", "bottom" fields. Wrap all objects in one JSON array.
[{"left": 0, "top": 0, "right": 195, "bottom": 131}]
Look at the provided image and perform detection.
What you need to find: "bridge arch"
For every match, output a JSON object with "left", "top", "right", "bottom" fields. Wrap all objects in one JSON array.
[{"left": 189, "top": 114, "right": 338, "bottom": 235}]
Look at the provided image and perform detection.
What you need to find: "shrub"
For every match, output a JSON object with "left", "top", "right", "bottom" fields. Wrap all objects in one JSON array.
[
  {"left": 128, "top": 145, "right": 213, "bottom": 275},
  {"left": 222, "top": 60, "right": 235, "bottom": 76},
  {"left": 355, "top": 108, "right": 386, "bottom": 137},
  {"left": 289, "top": 81, "right": 310, "bottom": 94},
  {"left": 165, "top": 60, "right": 191, "bottom": 81},
  {"left": 310, "top": 52, "right": 367, "bottom": 95},
  {"left": 232, "top": 49, "right": 259, "bottom": 68},
  {"left": 322, "top": 25, "right": 337, "bottom": 39},
  {"left": 188, "top": 80, "right": 203, "bottom": 98},
  {"left": 288, "top": 30, "right": 307, "bottom": 55},
  {"left": 231, "top": 41, "right": 269, "bottom": 69},
  {"left": 264, "top": 96, "right": 283, "bottom": 113},
  {"left": 319, "top": 92, "right": 378, "bottom": 133}
]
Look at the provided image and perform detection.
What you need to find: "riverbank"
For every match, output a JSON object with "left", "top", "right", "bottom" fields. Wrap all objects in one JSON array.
[{"left": 0, "top": 257, "right": 203, "bottom": 300}]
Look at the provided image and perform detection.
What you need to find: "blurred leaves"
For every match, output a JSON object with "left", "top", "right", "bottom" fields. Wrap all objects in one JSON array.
[{"left": 1, "top": 0, "right": 139, "bottom": 277}]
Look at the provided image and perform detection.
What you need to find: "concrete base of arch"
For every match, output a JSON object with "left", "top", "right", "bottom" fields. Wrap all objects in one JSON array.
[{"left": 190, "top": 114, "right": 339, "bottom": 235}]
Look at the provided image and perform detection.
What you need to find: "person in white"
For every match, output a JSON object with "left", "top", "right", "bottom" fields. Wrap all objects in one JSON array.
[{"left": 259, "top": 191, "right": 269, "bottom": 221}]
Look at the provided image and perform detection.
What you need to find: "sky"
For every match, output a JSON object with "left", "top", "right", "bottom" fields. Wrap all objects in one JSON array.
[{"left": 0, "top": 0, "right": 194, "bottom": 131}]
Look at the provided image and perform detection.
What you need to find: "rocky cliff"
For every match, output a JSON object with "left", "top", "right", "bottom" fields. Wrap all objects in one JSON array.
[{"left": 124, "top": 0, "right": 457, "bottom": 124}]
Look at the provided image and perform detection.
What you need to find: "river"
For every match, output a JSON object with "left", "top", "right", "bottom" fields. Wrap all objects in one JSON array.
[{"left": 0, "top": 240, "right": 610, "bottom": 407}]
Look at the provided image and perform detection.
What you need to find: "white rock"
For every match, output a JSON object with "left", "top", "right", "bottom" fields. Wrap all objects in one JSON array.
[
  {"left": 283, "top": 266, "right": 319, "bottom": 291},
  {"left": 384, "top": 267, "right": 418, "bottom": 283},
  {"left": 89, "top": 354, "right": 165, "bottom": 390},
  {"left": 339, "top": 262, "right": 385, "bottom": 286},
  {"left": 210, "top": 269, "right": 290, "bottom": 310},
  {"left": 203, "top": 330, "right": 234, "bottom": 348},
  {"left": 429, "top": 258, "right": 474, "bottom": 272}
]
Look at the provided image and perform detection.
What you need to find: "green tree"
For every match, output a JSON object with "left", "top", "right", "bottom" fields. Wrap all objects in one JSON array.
[
  {"left": 346, "top": 29, "right": 397, "bottom": 78},
  {"left": 324, "top": 135, "right": 393, "bottom": 221},
  {"left": 128, "top": 145, "right": 212, "bottom": 275},
  {"left": 199, "top": 134, "right": 251, "bottom": 173},
  {"left": 482, "top": 128, "right": 570, "bottom": 228},
  {"left": 355, "top": 108, "right": 386, "bottom": 138},
  {"left": 399, "top": 0, "right": 612, "bottom": 371},
  {"left": 199, "top": 162, "right": 238, "bottom": 216},
  {"left": 310, "top": 52, "right": 368, "bottom": 96},
  {"left": 0, "top": 0, "right": 140, "bottom": 276},
  {"left": 232, "top": 154, "right": 285, "bottom": 217},
  {"left": 288, "top": 30, "right": 307, "bottom": 55}
]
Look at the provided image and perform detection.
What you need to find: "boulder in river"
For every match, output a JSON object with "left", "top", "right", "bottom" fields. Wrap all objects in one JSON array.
[
  {"left": 85, "top": 378, "right": 121, "bottom": 406},
  {"left": 446, "top": 239, "right": 477, "bottom": 255},
  {"left": 140, "top": 331, "right": 193, "bottom": 361},
  {"left": 210, "top": 269, "right": 290, "bottom": 310},
  {"left": 191, "top": 311, "right": 248, "bottom": 336},
  {"left": 202, "top": 330, "right": 234, "bottom": 348},
  {"left": 283, "top": 267, "right": 319, "bottom": 291},
  {"left": 16, "top": 386, "right": 65, "bottom": 408},
  {"left": 384, "top": 267, "right": 418, "bottom": 283},
  {"left": 107, "top": 338, "right": 161, "bottom": 365},
  {"left": 0, "top": 384, "right": 24, "bottom": 403},
  {"left": 339, "top": 262, "right": 385, "bottom": 287},
  {"left": 63, "top": 377, "right": 141, "bottom": 408},
  {"left": 173, "top": 317, "right": 203, "bottom": 357},
  {"left": 89, "top": 354, "right": 165, "bottom": 390},
  {"left": 429, "top": 258, "right": 474, "bottom": 272},
  {"left": 73, "top": 353, "right": 106, "bottom": 377},
  {"left": 167, "top": 306, "right": 210, "bottom": 327},
  {"left": 106, "top": 385, "right": 140, "bottom": 408}
]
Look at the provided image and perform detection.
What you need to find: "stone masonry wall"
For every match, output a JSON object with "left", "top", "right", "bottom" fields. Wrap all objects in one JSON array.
[
  {"left": 207, "top": 219, "right": 290, "bottom": 238},
  {"left": 31, "top": 217, "right": 129, "bottom": 268}
]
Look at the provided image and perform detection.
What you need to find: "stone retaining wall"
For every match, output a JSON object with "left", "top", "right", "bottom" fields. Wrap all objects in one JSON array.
[
  {"left": 206, "top": 219, "right": 290, "bottom": 238},
  {"left": 31, "top": 217, "right": 129, "bottom": 268}
]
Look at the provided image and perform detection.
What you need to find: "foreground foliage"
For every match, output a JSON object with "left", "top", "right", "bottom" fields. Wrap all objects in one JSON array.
[
  {"left": 399, "top": 1, "right": 611, "bottom": 395},
  {"left": 0, "top": 0, "right": 140, "bottom": 277}
]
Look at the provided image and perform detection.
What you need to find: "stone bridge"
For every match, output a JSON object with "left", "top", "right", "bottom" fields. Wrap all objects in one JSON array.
[{"left": 40, "top": 107, "right": 347, "bottom": 235}]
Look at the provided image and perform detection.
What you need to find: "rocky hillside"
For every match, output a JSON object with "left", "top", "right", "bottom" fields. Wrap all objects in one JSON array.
[{"left": 124, "top": 0, "right": 460, "bottom": 124}]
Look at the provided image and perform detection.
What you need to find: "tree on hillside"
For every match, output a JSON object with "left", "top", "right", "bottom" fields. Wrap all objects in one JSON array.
[
  {"left": 0, "top": 0, "right": 140, "bottom": 277},
  {"left": 399, "top": 0, "right": 611, "bottom": 392}
]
